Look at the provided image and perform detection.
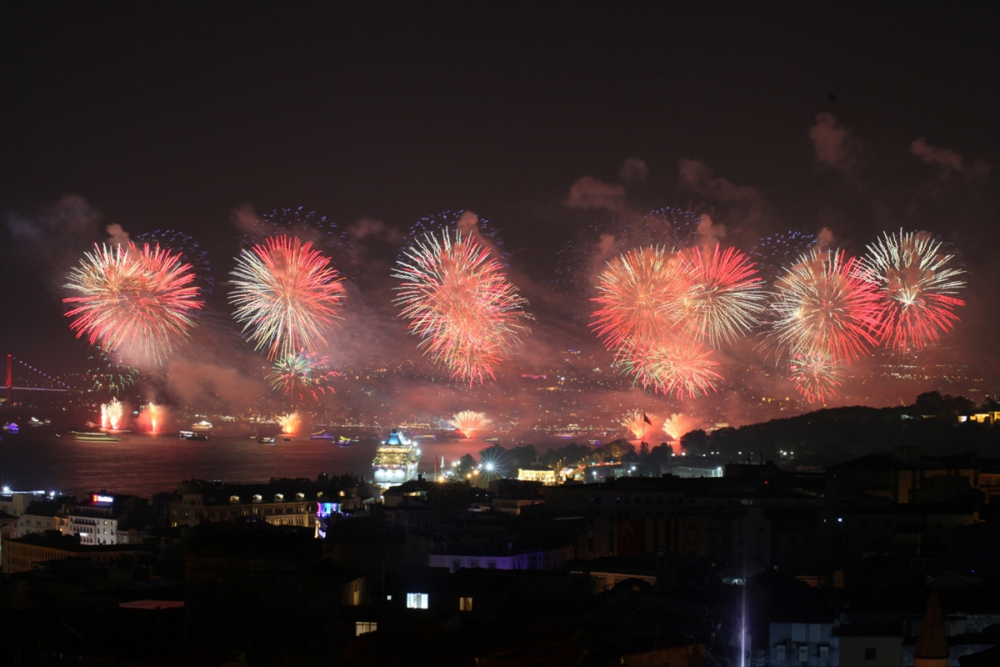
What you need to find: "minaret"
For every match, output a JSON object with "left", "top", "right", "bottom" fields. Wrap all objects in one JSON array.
[{"left": 913, "top": 585, "right": 948, "bottom": 667}]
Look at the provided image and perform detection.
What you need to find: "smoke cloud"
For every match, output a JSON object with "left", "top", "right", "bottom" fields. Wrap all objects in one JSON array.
[
  {"left": 909, "top": 137, "right": 990, "bottom": 187},
  {"left": 619, "top": 158, "right": 649, "bottom": 185},
  {"left": 229, "top": 202, "right": 260, "bottom": 236},
  {"left": 348, "top": 217, "right": 400, "bottom": 242},
  {"left": 105, "top": 223, "right": 130, "bottom": 246},
  {"left": 695, "top": 214, "right": 726, "bottom": 246},
  {"left": 816, "top": 227, "right": 835, "bottom": 250},
  {"left": 910, "top": 138, "right": 963, "bottom": 171},
  {"left": 5, "top": 194, "right": 103, "bottom": 267},
  {"left": 809, "top": 113, "right": 862, "bottom": 180},
  {"left": 564, "top": 176, "right": 627, "bottom": 211},
  {"left": 678, "top": 158, "right": 768, "bottom": 226}
]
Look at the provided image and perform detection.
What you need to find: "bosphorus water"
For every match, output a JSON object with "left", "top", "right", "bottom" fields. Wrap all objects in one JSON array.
[{"left": 0, "top": 429, "right": 579, "bottom": 498}]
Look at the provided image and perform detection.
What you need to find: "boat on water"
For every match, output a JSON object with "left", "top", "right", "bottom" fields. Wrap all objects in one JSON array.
[
  {"left": 179, "top": 430, "right": 210, "bottom": 441},
  {"left": 310, "top": 431, "right": 335, "bottom": 440},
  {"left": 372, "top": 429, "right": 420, "bottom": 486},
  {"left": 3, "top": 423, "right": 19, "bottom": 434},
  {"left": 69, "top": 431, "right": 120, "bottom": 442},
  {"left": 258, "top": 436, "right": 276, "bottom": 444}
]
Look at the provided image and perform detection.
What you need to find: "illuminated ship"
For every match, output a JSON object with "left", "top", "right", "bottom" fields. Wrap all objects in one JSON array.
[
  {"left": 69, "top": 430, "right": 120, "bottom": 442},
  {"left": 372, "top": 429, "right": 420, "bottom": 487}
]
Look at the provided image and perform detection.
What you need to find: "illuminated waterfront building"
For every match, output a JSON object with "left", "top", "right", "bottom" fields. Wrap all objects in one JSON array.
[
  {"left": 517, "top": 464, "right": 557, "bottom": 485},
  {"left": 66, "top": 493, "right": 146, "bottom": 545}
]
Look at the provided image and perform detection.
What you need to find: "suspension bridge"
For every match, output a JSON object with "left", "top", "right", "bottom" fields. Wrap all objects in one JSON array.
[{"left": 4, "top": 354, "right": 73, "bottom": 402}]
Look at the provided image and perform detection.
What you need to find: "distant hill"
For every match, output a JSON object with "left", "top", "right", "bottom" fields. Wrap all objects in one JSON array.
[{"left": 681, "top": 397, "right": 998, "bottom": 465}]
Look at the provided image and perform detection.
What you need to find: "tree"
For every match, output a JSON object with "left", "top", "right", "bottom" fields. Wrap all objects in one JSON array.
[
  {"left": 681, "top": 429, "right": 709, "bottom": 454},
  {"left": 478, "top": 443, "right": 506, "bottom": 463},
  {"left": 647, "top": 443, "right": 674, "bottom": 461},
  {"left": 455, "top": 454, "right": 478, "bottom": 478},
  {"left": 916, "top": 391, "right": 945, "bottom": 417},
  {"left": 508, "top": 444, "right": 538, "bottom": 468}
]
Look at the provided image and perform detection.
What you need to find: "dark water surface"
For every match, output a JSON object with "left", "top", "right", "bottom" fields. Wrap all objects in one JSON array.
[{"left": 0, "top": 430, "right": 571, "bottom": 498}]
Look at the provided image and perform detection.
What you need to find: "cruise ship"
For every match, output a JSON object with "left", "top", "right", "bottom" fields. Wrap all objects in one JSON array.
[{"left": 372, "top": 430, "right": 420, "bottom": 487}]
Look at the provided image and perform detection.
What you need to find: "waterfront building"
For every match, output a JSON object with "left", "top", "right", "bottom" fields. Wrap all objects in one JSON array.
[
  {"left": 66, "top": 493, "right": 147, "bottom": 546},
  {"left": 16, "top": 503, "right": 68, "bottom": 538},
  {"left": 517, "top": 464, "right": 557, "bottom": 485}
]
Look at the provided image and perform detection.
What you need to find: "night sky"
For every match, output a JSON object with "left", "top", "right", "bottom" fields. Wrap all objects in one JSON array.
[{"left": 2, "top": 2, "right": 998, "bottom": 412}]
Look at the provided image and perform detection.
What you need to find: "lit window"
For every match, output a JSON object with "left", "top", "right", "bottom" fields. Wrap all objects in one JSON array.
[
  {"left": 355, "top": 621, "right": 377, "bottom": 636},
  {"left": 459, "top": 596, "right": 473, "bottom": 611},
  {"left": 406, "top": 593, "right": 428, "bottom": 609}
]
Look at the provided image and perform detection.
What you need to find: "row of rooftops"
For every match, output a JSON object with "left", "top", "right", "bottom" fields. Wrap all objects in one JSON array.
[{"left": 172, "top": 477, "right": 381, "bottom": 506}]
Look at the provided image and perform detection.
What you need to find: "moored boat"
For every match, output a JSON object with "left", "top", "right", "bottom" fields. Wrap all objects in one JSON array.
[{"left": 69, "top": 431, "right": 120, "bottom": 442}]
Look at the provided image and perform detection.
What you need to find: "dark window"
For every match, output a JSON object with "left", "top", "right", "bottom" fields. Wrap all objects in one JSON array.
[{"left": 865, "top": 648, "right": 876, "bottom": 660}]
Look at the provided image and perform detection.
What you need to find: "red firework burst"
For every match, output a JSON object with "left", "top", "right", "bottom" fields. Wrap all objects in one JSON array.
[
  {"left": 591, "top": 246, "right": 687, "bottom": 350},
  {"left": 64, "top": 242, "right": 203, "bottom": 364},
  {"left": 620, "top": 337, "right": 722, "bottom": 400},
  {"left": 393, "top": 229, "right": 531, "bottom": 385},
  {"left": 765, "top": 248, "right": 884, "bottom": 362},
  {"left": 863, "top": 229, "right": 966, "bottom": 352},
  {"left": 230, "top": 235, "right": 346, "bottom": 360},
  {"left": 677, "top": 244, "right": 766, "bottom": 348},
  {"left": 788, "top": 350, "right": 845, "bottom": 404}
]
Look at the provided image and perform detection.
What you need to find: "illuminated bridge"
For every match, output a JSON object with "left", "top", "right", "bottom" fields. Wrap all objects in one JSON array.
[{"left": 4, "top": 354, "right": 74, "bottom": 401}]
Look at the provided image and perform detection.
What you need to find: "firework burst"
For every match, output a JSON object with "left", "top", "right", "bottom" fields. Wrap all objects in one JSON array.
[
  {"left": 621, "top": 337, "right": 723, "bottom": 400},
  {"left": 394, "top": 229, "right": 531, "bottom": 385},
  {"left": 863, "top": 229, "right": 966, "bottom": 352},
  {"left": 266, "top": 352, "right": 339, "bottom": 400},
  {"left": 451, "top": 410, "right": 490, "bottom": 437},
  {"left": 277, "top": 412, "right": 300, "bottom": 435},
  {"left": 87, "top": 347, "right": 139, "bottom": 395},
  {"left": 661, "top": 413, "right": 688, "bottom": 442},
  {"left": 135, "top": 230, "right": 214, "bottom": 294},
  {"left": 145, "top": 403, "right": 163, "bottom": 433},
  {"left": 64, "top": 242, "right": 203, "bottom": 364},
  {"left": 622, "top": 409, "right": 660, "bottom": 440},
  {"left": 230, "top": 235, "right": 346, "bottom": 360},
  {"left": 764, "top": 248, "right": 883, "bottom": 362},
  {"left": 789, "top": 350, "right": 845, "bottom": 404},
  {"left": 102, "top": 398, "right": 124, "bottom": 430},
  {"left": 591, "top": 246, "right": 686, "bottom": 350},
  {"left": 677, "top": 244, "right": 766, "bottom": 348}
]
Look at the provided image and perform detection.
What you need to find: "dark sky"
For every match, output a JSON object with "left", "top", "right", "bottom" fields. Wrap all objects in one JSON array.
[{"left": 2, "top": 1, "right": 998, "bottom": 396}]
